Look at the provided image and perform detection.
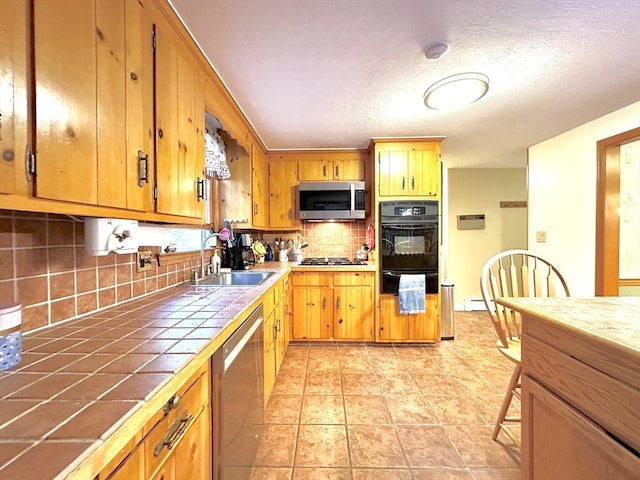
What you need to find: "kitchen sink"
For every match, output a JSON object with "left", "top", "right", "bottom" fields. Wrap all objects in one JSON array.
[{"left": 185, "top": 271, "right": 274, "bottom": 287}]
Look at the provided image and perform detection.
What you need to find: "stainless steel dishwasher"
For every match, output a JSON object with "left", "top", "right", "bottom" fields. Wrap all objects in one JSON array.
[{"left": 212, "top": 304, "right": 264, "bottom": 480}]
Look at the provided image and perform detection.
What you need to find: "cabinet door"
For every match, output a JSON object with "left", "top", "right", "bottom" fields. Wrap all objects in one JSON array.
[
  {"left": 263, "top": 309, "right": 276, "bottom": 402},
  {"left": 101, "top": 436, "right": 144, "bottom": 480},
  {"left": 333, "top": 159, "right": 364, "bottom": 181},
  {"left": 124, "top": 0, "right": 155, "bottom": 212},
  {"left": 522, "top": 375, "right": 640, "bottom": 480},
  {"left": 378, "top": 294, "right": 439, "bottom": 342},
  {"left": 33, "top": 0, "right": 98, "bottom": 204},
  {"left": 410, "top": 150, "right": 439, "bottom": 197},
  {"left": 378, "top": 151, "right": 409, "bottom": 196},
  {"left": 173, "top": 409, "right": 211, "bottom": 480},
  {"left": 268, "top": 160, "right": 299, "bottom": 229},
  {"left": 334, "top": 286, "right": 374, "bottom": 340},
  {"left": 95, "top": 0, "right": 127, "bottom": 209},
  {"left": 148, "top": 455, "right": 175, "bottom": 480},
  {"left": 0, "top": 0, "right": 27, "bottom": 195},
  {"left": 274, "top": 297, "right": 286, "bottom": 374},
  {"left": 251, "top": 143, "right": 268, "bottom": 227},
  {"left": 155, "top": 14, "right": 204, "bottom": 219},
  {"left": 292, "top": 286, "right": 333, "bottom": 340},
  {"left": 298, "top": 159, "right": 333, "bottom": 181}
]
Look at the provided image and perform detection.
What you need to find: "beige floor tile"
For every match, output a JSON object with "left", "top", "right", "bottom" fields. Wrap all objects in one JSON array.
[
  {"left": 305, "top": 372, "right": 342, "bottom": 395},
  {"left": 344, "top": 396, "right": 391, "bottom": 425},
  {"left": 427, "top": 396, "right": 487, "bottom": 425},
  {"left": 376, "top": 373, "right": 421, "bottom": 395},
  {"left": 352, "top": 468, "right": 413, "bottom": 479},
  {"left": 272, "top": 372, "right": 306, "bottom": 395},
  {"left": 397, "top": 425, "right": 464, "bottom": 468},
  {"left": 292, "top": 467, "right": 352, "bottom": 479},
  {"left": 300, "top": 395, "right": 345, "bottom": 424},
  {"left": 248, "top": 467, "right": 293, "bottom": 480},
  {"left": 348, "top": 425, "right": 406, "bottom": 468},
  {"left": 296, "top": 425, "right": 350, "bottom": 467},
  {"left": 411, "top": 468, "right": 473, "bottom": 479},
  {"left": 384, "top": 394, "right": 439, "bottom": 425},
  {"left": 341, "top": 374, "right": 381, "bottom": 395},
  {"left": 274, "top": 313, "right": 521, "bottom": 478},
  {"left": 445, "top": 425, "right": 520, "bottom": 468},
  {"left": 265, "top": 395, "right": 302, "bottom": 424},
  {"left": 254, "top": 425, "right": 298, "bottom": 467},
  {"left": 339, "top": 356, "right": 373, "bottom": 374},
  {"left": 470, "top": 468, "right": 521, "bottom": 479}
]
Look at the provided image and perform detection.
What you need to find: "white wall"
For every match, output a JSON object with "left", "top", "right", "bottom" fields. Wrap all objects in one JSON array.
[
  {"left": 528, "top": 101, "right": 640, "bottom": 296},
  {"left": 447, "top": 168, "right": 527, "bottom": 310}
]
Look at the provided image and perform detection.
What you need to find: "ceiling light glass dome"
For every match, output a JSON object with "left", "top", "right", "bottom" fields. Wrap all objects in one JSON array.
[{"left": 424, "top": 72, "right": 489, "bottom": 110}]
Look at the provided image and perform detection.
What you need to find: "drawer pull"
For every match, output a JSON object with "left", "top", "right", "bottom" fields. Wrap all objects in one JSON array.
[
  {"left": 154, "top": 410, "right": 193, "bottom": 457},
  {"left": 163, "top": 393, "right": 180, "bottom": 414}
]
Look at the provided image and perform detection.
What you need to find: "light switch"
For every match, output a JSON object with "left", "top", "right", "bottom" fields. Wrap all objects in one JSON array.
[{"left": 536, "top": 231, "right": 547, "bottom": 243}]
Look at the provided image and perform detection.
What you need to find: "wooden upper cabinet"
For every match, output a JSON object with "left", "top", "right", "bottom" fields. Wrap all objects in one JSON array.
[
  {"left": 33, "top": 0, "right": 98, "bottom": 204},
  {"left": 268, "top": 159, "right": 299, "bottom": 229},
  {"left": 31, "top": 0, "right": 155, "bottom": 211},
  {"left": 123, "top": 0, "right": 155, "bottom": 213},
  {"left": 0, "top": 0, "right": 27, "bottom": 195},
  {"left": 154, "top": 11, "right": 205, "bottom": 219},
  {"left": 297, "top": 153, "right": 365, "bottom": 181},
  {"left": 251, "top": 143, "right": 269, "bottom": 228},
  {"left": 376, "top": 141, "right": 441, "bottom": 198}
]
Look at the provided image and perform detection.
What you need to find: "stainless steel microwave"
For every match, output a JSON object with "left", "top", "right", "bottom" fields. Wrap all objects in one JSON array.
[{"left": 298, "top": 181, "right": 366, "bottom": 221}]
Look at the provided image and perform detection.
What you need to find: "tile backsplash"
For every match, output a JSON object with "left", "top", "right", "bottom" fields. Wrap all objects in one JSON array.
[
  {"left": 0, "top": 211, "right": 369, "bottom": 333},
  {"left": 0, "top": 211, "right": 199, "bottom": 333}
]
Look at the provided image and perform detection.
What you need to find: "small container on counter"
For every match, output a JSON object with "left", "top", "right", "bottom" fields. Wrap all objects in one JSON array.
[
  {"left": 0, "top": 303, "right": 22, "bottom": 371},
  {"left": 291, "top": 248, "right": 303, "bottom": 263}
]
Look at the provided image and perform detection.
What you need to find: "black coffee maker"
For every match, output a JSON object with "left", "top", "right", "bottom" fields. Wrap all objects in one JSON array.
[{"left": 225, "top": 233, "right": 247, "bottom": 270}]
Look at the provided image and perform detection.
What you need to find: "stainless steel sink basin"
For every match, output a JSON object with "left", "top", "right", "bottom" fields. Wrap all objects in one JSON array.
[{"left": 186, "top": 271, "right": 274, "bottom": 287}]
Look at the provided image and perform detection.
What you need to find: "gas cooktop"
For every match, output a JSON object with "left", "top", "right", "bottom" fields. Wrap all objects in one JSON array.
[{"left": 299, "top": 257, "right": 367, "bottom": 266}]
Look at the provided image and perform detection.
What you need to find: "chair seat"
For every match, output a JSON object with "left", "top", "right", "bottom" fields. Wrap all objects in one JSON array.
[{"left": 497, "top": 339, "right": 521, "bottom": 364}]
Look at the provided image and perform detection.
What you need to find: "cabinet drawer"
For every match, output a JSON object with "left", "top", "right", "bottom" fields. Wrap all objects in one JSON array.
[
  {"left": 333, "top": 272, "right": 373, "bottom": 287},
  {"left": 143, "top": 366, "right": 209, "bottom": 477},
  {"left": 291, "top": 272, "right": 332, "bottom": 286},
  {"left": 522, "top": 334, "right": 639, "bottom": 452}
]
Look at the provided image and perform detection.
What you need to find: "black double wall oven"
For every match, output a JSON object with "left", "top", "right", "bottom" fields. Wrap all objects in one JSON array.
[{"left": 380, "top": 200, "right": 439, "bottom": 295}]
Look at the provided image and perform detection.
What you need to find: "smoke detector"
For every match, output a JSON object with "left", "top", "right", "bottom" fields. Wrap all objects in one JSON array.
[{"left": 425, "top": 43, "right": 449, "bottom": 60}]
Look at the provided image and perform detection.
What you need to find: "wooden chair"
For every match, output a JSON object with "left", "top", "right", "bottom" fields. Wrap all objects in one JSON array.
[{"left": 480, "top": 249, "right": 570, "bottom": 440}]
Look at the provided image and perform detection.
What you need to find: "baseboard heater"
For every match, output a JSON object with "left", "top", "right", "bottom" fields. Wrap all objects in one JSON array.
[{"left": 464, "top": 297, "right": 492, "bottom": 311}]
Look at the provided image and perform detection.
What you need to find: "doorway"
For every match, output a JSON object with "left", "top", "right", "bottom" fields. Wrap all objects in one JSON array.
[{"left": 595, "top": 127, "right": 640, "bottom": 296}]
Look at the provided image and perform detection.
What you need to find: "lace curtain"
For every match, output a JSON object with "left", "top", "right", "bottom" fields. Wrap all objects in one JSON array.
[{"left": 204, "top": 130, "right": 231, "bottom": 179}]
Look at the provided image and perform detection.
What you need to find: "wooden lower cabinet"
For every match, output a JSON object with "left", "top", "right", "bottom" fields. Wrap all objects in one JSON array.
[
  {"left": 522, "top": 375, "right": 639, "bottom": 480},
  {"left": 378, "top": 294, "right": 439, "bottom": 342},
  {"left": 99, "top": 364, "right": 211, "bottom": 480},
  {"left": 291, "top": 271, "right": 374, "bottom": 341},
  {"left": 263, "top": 275, "right": 290, "bottom": 404}
]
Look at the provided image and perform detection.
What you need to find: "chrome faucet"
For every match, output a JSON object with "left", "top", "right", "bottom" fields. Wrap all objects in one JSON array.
[{"left": 200, "top": 232, "right": 232, "bottom": 277}]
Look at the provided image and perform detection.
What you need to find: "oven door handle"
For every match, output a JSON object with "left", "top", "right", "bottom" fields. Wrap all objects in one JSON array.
[
  {"left": 381, "top": 224, "right": 436, "bottom": 230},
  {"left": 383, "top": 270, "right": 437, "bottom": 277}
]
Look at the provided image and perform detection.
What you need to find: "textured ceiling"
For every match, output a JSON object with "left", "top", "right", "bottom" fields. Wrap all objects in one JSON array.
[{"left": 169, "top": 0, "right": 640, "bottom": 168}]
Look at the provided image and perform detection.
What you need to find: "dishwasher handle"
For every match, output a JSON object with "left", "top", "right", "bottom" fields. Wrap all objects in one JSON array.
[{"left": 213, "top": 304, "right": 263, "bottom": 374}]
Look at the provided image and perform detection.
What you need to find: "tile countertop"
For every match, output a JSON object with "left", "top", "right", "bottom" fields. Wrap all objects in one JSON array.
[
  {"left": 495, "top": 296, "right": 640, "bottom": 385},
  {"left": 0, "top": 262, "right": 293, "bottom": 480}
]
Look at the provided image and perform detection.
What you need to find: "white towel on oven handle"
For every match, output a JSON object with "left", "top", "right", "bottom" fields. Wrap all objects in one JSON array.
[{"left": 398, "top": 274, "right": 425, "bottom": 314}]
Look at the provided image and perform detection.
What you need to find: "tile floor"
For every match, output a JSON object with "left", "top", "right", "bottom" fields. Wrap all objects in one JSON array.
[{"left": 253, "top": 311, "right": 521, "bottom": 480}]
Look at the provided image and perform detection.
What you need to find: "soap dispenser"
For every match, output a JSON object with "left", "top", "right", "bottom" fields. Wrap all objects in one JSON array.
[{"left": 211, "top": 249, "right": 221, "bottom": 275}]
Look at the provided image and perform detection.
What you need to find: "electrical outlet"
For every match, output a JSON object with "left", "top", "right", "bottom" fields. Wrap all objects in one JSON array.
[
  {"left": 137, "top": 251, "right": 153, "bottom": 272},
  {"left": 536, "top": 231, "right": 547, "bottom": 243}
]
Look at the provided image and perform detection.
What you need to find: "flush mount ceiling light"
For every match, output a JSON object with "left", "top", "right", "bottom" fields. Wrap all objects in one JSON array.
[{"left": 423, "top": 72, "right": 489, "bottom": 110}]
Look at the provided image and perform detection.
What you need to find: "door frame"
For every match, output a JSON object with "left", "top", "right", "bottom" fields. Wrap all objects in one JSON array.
[{"left": 595, "top": 127, "right": 640, "bottom": 295}]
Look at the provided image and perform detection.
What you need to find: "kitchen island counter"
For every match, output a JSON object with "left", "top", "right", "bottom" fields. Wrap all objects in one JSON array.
[{"left": 496, "top": 296, "right": 640, "bottom": 479}]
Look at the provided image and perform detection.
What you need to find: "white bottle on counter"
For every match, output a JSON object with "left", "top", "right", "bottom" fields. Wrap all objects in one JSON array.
[{"left": 211, "top": 249, "right": 221, "bottom": 275}]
